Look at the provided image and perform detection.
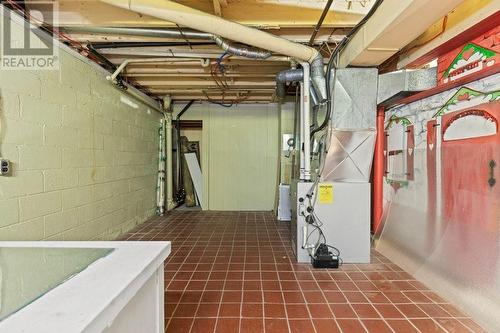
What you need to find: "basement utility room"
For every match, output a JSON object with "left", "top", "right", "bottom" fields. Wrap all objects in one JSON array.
[{"left": 0, "top": 0, "right": 498, "bottom": 332}]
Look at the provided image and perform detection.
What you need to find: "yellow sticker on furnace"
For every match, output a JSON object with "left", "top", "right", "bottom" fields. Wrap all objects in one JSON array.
[{"left": 318, "top": 183, "right": 333, "bottom": 204}]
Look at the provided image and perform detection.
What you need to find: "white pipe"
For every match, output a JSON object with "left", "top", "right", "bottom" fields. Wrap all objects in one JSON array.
[
  {"left": 157, "top": 117, "right": 166, "bottom": 215},
  {"left": 299, "top": 81, "right": 305, "bottom": 180},
  {"left": 163, "top": 98, "right": 175, "bottom": 211},
  {"left": 107, "top": 58, "right": 210, "bottom": 83},
  {"left": 301, "top": 62, "right": 311, "bottom": 181},
  {"left": 101, "top": 0, "right": 319, "bottom": 62},
  {"left": 100, "top": 48, "right": 292, "bottom": 62},
  {"left": 302, "top": 225, "right": 308, "bottom": 249}
]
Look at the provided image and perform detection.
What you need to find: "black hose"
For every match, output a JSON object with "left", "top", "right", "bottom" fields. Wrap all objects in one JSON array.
[
  {"left": 308, "top": 0, "right": 334, "bottom": 46},
  {"left": 311, "top": 0, "right": 384, "bottom": 137}
]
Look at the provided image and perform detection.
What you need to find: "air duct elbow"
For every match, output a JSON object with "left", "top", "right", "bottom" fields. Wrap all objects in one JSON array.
[
  {"left": 309, "top": 85, "right": 319, "bottom": 108},
  {"left": 276, "top": 68, "right": 304, "bottom": 101},
  {"left": 213, "top": 36, "right": 272, "bottom": 59},
  {"left": 310, "top": 54, "right": 327, "bottom": 103},
  {"left": 276, "top": 83, "right": 287, "bottom": 101},
  {"left": 276, "top": 69, "right": 304, "bottom": 83}
]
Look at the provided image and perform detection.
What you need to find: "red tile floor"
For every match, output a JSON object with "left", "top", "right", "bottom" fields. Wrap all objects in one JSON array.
[{"left": 120, "top": 211, "right": 487, "bottom": 333}]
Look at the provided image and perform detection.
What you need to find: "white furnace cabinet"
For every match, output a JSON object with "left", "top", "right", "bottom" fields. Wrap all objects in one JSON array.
[{"left": 291, "top": 181, "right": 371, "bottom": 264}]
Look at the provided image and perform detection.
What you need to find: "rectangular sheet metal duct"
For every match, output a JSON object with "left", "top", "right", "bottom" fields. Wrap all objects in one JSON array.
[
  {"left": 377, "top": 68, "right": 438, "bottom": 107},
  {"left": 322, "top": 68, "right": 378, "bottom": 182}
]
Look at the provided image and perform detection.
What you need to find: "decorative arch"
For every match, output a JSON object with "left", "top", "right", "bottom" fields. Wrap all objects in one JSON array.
[{"left": 442, "top": 109, "right": 497, "bottom": 141}]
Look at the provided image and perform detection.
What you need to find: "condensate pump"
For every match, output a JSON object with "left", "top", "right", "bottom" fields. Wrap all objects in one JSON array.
[{"left": 312, "top": 243, "right": 339, "bottom": 268}]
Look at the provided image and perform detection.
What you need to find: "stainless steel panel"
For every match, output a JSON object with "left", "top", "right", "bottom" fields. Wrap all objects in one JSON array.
[
  {"left": 377, "top": 68, "right": 437, "bottom": 106},
  {"left": 321, "top": 68, "right": 378, "bottom": 182},
  {"left": 294, "top": 181, "right": 370, "bottom": 263},
  {"left": 322, "top": 129, "right": 376, "bottom": 182},
  {"left": 330, "top": 68, "right": 378, "bottom": 129}
]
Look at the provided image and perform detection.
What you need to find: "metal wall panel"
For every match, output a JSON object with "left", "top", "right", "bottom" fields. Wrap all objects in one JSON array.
[
  {"left": 322, "top": 130, "right": 376, "bottom": 182},
  {"left": 322, "top": 68, "right": 378, "bottom": 182},
  {"left": 330, "top": 68, "right": 378, "bottom": 129},
  {"left": 292, "top": 181, "right": 371, "bottom": 263}
]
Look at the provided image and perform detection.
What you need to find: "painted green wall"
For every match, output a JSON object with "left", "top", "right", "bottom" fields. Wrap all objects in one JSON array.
[
  {"left": 0, "top": 14, "right": 161, "bottom": 240},
  {"left": 174, "top": 103, "right": 287, "bottom": 211}
]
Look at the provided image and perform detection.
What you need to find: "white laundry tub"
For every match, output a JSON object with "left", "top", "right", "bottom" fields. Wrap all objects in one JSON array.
[{"left": 0, "top": 241, "right": 170, "bottom": 333}]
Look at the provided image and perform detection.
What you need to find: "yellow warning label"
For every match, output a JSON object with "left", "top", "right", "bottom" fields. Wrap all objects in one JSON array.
[{"left": 318, "top": 183, "right": 333, "bottom": 204}]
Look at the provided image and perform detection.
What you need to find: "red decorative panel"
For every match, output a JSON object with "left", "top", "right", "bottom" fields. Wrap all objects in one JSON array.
[
  {"left": 437, "top": 25, "right": 500, "bottom": 86},
  {"left": 441, "top": 102, "right": 500, "bottom": 226}
]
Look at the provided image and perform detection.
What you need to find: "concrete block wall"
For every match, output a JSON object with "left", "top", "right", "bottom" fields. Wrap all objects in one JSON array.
[{"left": 0, "top": 23, "right": 160, "bottom": 240}]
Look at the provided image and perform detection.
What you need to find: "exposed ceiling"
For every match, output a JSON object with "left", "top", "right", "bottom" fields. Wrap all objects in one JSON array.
[{"left": 23, "top": 0, "right": 376, "bottom": 104}]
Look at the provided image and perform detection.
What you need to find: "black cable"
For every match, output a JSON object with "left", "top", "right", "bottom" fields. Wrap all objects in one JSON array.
[
  {"left": 305, "top": 197, "right": 343, "bottom": 266},
  {"left": 311, "top": 0, "right": 385, "bottom": 138}
]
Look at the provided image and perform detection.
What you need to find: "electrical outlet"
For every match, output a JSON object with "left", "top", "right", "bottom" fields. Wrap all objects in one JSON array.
[{"left": 0, "top": 159, "right": 11, "bottom": 176}]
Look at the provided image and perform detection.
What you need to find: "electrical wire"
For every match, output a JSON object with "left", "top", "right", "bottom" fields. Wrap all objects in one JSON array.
[
  {"left": 301, "top": 0, "right": 385, "bottom": 266},
  {"left": 311, "top": 0, "right": 384, "bottom": 138}
]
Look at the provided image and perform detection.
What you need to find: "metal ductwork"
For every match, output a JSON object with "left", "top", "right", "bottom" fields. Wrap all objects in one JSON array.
[
  {"left": 212, "top": 36, "right": 271, "bottom": 59},
  {"left": 309, "top": 86, "right": 320, "bottom": 108},
  {"left": 275, "top": 60, "right": 326, "bottom": 104},
  {"left": 100, "top": 0, "right": 327, "bottom": 103},
  {"left": 310, "top": 55, "right": 327, "bottom": 103},
  {"left": 322, "top": 68, "right": 379, "bottom": 182},
  {"left": 377, "top": 68, "right": 438, "bottom": 107},
  {"left": 276, "top": 68, "right": 303, "bottom": 101},
  {"left": 63, "top": 26, "right": 274, "bottom": 61},
  {"left": 275, "top": 64, "right": 326, "bottom": 103},
  {"left": 102, "top": 0, "right": 319, "bottom": 61}
]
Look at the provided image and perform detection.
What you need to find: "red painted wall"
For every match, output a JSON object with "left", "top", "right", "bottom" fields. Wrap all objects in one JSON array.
[{"left": 437, "top": 26, "right": 499, "bottom": 85}]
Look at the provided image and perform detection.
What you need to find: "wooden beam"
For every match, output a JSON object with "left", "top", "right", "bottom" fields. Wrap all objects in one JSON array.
[
  {"left": 65, "top": 27, "right": 348, "bottom": 44},
  {"left": 212, "top": 0, "right": 222, "bottom": 16},
  {"left": 338, "top": 0, "right": 466, "bottom": 67},
  {"left": 32, "top": 0, "right": 365, "bottom": 28},
  {"left": 397, "top": 0, "right": 500, "bottom": 68}
]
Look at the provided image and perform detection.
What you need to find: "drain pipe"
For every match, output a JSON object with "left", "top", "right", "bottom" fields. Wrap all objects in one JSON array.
[
  {"left": 107, "top": 57, "right": 211, "bottom": 84},
  {"left": 275, "top": 66, "right": 312, "bottom": 180},
  {"left": 163, "top": 95, "right": 175, "bottom": 211},
  {"left": 301, "top": 63, "right": 311, "bottom": 181},
  {"left": 299, "top": 81, "right": 305, "bottom": 179}
]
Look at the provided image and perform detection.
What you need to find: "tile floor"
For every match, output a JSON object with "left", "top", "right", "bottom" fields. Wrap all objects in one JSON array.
[{"left": 120, "top": 211, "right": 486, "bottom": 333}]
